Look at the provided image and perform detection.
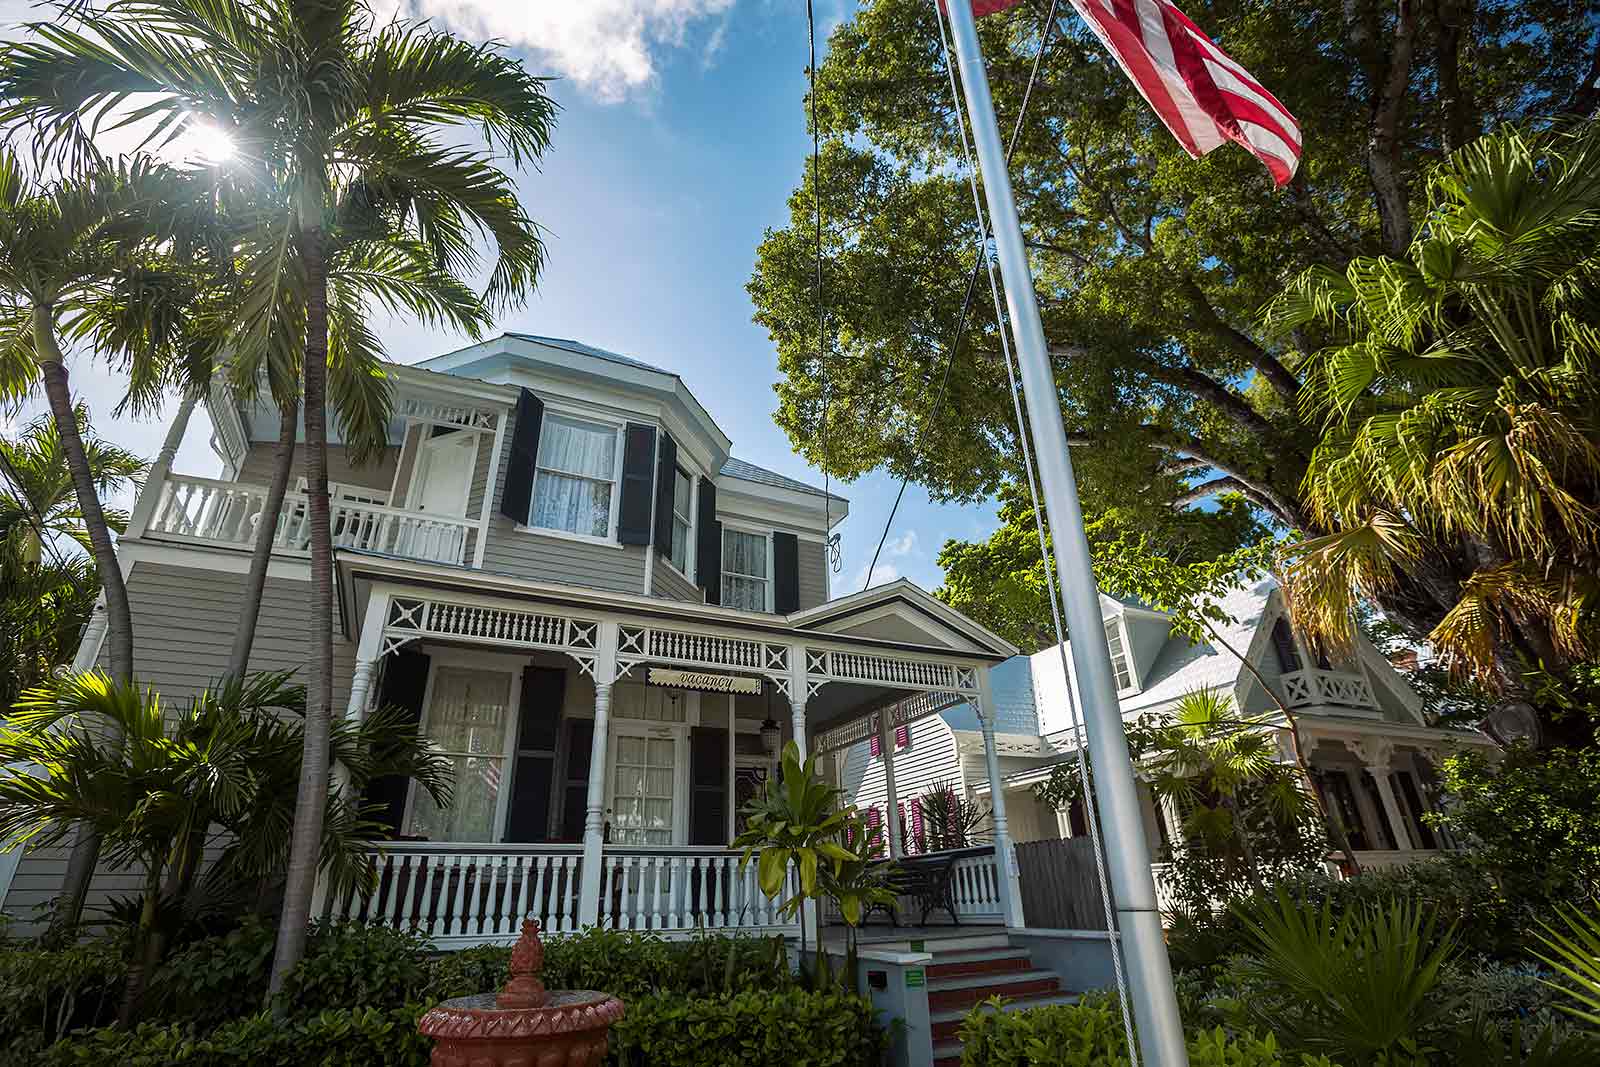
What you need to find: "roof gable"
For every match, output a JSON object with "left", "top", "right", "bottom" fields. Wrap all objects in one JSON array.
[{"left": 789, "top": 579, "right": 1017, "bottom": 660}]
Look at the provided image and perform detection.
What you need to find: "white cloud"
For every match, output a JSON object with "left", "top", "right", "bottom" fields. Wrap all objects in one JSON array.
[
  {"left": 385, "top": 0, "right": 738, "bottom": 102},
  {"left": 852, "top": 562, "right": 900, "bottom": 590},
  {"left": 883, "top": 529, "right": 918, "bottom": 558}
]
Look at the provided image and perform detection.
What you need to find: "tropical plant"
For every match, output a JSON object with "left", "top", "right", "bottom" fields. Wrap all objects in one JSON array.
[
  {"left": 734, "top": 741, "right": 871, "bottom": 949},
  {"left": 0, "top": 0, "right": 558, "bottom": 991},
  {"left": 1229, "top": 892, "right": 1461, "bottom": 1063},
  {"left": 1265, "top": 121, "right": 1600, "bottom": 744},
  {"left": 1534, "top": 903, "right": 1600, "bottom": 1028},
  {"left": 0, "top": 669, "right": 451, "bottom": 1022},
  {"left": 915, "top": 779, "right": 991, "bottom": 853}
]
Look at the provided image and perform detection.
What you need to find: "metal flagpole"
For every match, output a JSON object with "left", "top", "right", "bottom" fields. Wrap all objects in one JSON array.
[{"left": 939, "top": 2, "right": 1190, "bottom": 1063}]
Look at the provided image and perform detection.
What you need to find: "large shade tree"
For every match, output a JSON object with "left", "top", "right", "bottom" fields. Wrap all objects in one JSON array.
[
  {"left": 748, "top": 0, "right": 1598, "bottom": 650},
  {"left": 0, "top": 0, "right": 556, "bottom": 990}
]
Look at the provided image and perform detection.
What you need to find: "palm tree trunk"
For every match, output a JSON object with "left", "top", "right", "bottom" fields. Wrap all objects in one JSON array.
[
  {"left": 34, "top": 305, "right": 132, "bottom": 940},
  {"left": 270, "top": 224, "right": 333, "bottom": 1002},
  {"left": 227, "top": 398, "right": 298, "bottom": 678}
]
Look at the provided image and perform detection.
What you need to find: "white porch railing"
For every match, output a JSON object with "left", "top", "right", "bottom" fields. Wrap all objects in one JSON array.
[
  {"left": 147, "top": 473, "right": 474, "bottom": 566},
  {"left": 820, "top": 845, "right": 1006, "bottom": 926},
  {"left": 1281, "top": 668, "right": 1378, "bottom": 710},
  {"left": 317, "top": 843, "right": 800, "bottom": 947},
  {"left": 596, "top": 846, "right": 797, "bottom": 933}
]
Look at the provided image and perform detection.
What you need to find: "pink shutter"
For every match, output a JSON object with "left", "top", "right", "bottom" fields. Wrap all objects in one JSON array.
[
  {"left": 912, "top": 798, "right": 926, "bottom": 853},
  {"left": 870, "top": 733, "right": 881, "bottom": 758},
  {"left": 867, "top": 806, "right": 883, "bottom": 855},
  {"left": 897, "top": 801, "right": 907, "bottom": 854},
  {"left": 895, "top": 724, "right": 910, "bottom": 750}
]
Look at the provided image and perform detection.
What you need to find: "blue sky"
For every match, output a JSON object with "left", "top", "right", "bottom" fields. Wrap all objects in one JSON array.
[{"left": 3, "top": 0, "right": 1001, "bottom": 594}]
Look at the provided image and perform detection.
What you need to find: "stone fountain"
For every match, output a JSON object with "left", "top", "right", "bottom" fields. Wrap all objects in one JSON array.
[{"left": 418, "top": 920, "right": 625, "bottom": 1067}]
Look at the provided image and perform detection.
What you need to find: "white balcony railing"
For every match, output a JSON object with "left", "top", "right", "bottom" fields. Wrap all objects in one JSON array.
[
  {"left": 147, "top": 473, "right": 474, "bottom": 566},
  {"left": 1281, "top": 668, "right": 1379, "bottom": 710},
  {"left": 316, "top": 843, "right": 801, "bottom": 947}
]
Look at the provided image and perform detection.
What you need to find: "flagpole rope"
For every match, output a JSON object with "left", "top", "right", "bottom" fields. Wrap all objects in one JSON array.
[{"left": 929, "top": 2, "right": 1139, "bottom": 1058}]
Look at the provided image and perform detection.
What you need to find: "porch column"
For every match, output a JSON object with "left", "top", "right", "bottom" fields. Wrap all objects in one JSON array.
[
  {"left": 579, "top": 623, "right": 620, "bottom": 927},
  {"left": 334, "top": 592, "right": 390, "bottom": 793},
  {"left": 977, "top": 670, "right": 1025, "bottom": 928},
  {"left": 1351, "top": 738, "right": 1413, "bottom": 851},
  {"left": 125, "top": 393, "right": 198, "bottom": 539},
  {"left": 878, "top": 711, "right": 903, "bottom": 859}
]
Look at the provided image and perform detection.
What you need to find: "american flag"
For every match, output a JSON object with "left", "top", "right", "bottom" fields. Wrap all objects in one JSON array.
[{"left": 957, "top": 0, "right": 1302, "bottom": 185}]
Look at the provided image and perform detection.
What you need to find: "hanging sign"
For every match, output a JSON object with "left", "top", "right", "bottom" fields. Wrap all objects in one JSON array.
[{"left": 646, "top": 667, "right": 762, "bottom": 695}]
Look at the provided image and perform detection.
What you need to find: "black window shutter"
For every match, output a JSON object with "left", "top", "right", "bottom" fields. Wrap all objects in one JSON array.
[
  {"left": 690, "top": 726, "right": 729, "bottom": 845},
  {"left": 773, "top": 531, "right": 799, "bottom": 614},
  {"left": 560, "top": 719, "right": 594, "bottom": 842},
  {"left": 617, "top": 423, "right": 657, "bottom": 546},
  {"left": 696, "top": 478, "right": 721, "bottom": 604},
  {"left": 362, "top": 648, "right": 432, "bottom": 838},
  {"left": 499, "top": 389, "right": 544, "bottom": 523},
  {"left": 505, "top": 667, "right": 565, "bottom": 842},
  {"left": 652, "top": 433, "right": 678, "bottom": 555},
  {"left": 1271, "top": 618, "right": 1303, "bottom": 673}
]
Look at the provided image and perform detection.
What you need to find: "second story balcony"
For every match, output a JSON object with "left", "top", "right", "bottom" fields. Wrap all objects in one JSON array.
[
  {"left": 147, "top": 472, "right": 477, "bottom": 566},
  {"left": 1281, "top": 667, "right": 1379, "bottom": 711}
]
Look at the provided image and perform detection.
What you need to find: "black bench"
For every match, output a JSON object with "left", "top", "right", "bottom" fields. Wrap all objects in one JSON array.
[{"left": 863, "top": 853, "right": 960, "bottom": 926}]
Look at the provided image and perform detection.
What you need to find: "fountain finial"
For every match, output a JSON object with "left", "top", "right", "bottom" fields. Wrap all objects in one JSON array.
[{"left": 496, "top": 919, "right": 548, "bottom": 1009}]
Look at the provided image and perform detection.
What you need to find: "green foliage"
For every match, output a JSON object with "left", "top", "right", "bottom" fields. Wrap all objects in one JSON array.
[
  {"left": 1167, "top": 857, "right": 1522, "bottom": 972},
  {"left": 1534, "top": 904, "right": 1600, "bottom": 1028},
  {"left": 611, "top": 988, "right": 883, "bottom": 1067},
  {"left": 1226, "top": 893, "right": 1460, "bottom": 1063},
  {"left": 1431, "top": 745, "right": 1600, "bottom": 904},
  {"left": 279, "top": 922, "right": 433, "bottom": 1017},
  {"left": 956, "top": 995, "right": 1339, "bottom": 1066},
  {"left": 915, "top": 779, "right": 991, "bottom": 852},
  {"left": 1437, "top": 1015, "right": 1600, "bottom": 1067},
  {"left": 143, "top": 918, "right": 275, "bottom": 1029},
  {"left": 0, "top": 938, "right": 125, "bottom": 1057}
]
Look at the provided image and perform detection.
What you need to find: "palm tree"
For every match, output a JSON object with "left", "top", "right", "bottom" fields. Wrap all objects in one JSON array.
[
  {"left": 0, "top": 0, "right": 556, "bottom": 990},
  {"left": 0, "top": 669, "right": 451, "bottom": 1021},
  {"left": 1264, "top": 121, "right": 1600, "bottom": 741},
  {"left": 1143, "top": 688, "right": 1319, "bottom": 895},
  {"left": 0, "top": 409, "right": 143, "bottom": 704}
]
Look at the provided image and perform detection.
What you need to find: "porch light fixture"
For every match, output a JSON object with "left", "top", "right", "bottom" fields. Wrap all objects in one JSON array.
[{"left": 759, "top": 684, "right": 782, "bottom": 757}]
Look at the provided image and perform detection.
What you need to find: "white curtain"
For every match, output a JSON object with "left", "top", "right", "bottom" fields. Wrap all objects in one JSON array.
[
  {"left": 532, "top": 417, "right": 616, "bottom": 536},
  {"left": 722, "top": 529, "right": 768, "bottom": 610},
  {"left": 406, "top": 668, "right": 510, "bottom": 842}
]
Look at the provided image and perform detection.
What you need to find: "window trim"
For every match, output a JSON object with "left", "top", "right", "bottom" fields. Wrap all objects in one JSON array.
[
  {"left": 664, "top": 464, "right": 696, "bottom": 581},
  {"left": 525, "top": 410, "right": 625, "bottom": 544},
  {"left": 719, "top": 521, "right": 774, "bottom": 613}
]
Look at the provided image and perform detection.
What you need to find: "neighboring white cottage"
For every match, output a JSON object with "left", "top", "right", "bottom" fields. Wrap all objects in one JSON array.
[{"left": 825, "top": 576, "right": 1494, "bottom": 878}]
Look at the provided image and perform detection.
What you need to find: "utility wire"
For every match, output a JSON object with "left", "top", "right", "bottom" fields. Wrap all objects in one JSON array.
[
  {"left": 805, "top": 0, "right": 842, "bottom": 574},
  {"left": 862, "top": 0, "right": 1055, "bottom": 591}
]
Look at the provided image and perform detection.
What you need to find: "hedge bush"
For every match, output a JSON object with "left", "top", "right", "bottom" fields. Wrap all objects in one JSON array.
[
  {"left": 611, "top": 989, "right": 883, "bottom": 1067},
  {"left": 956, "top": 996, "right": 1340, "bottom": 1067},
  {"left": 0, "top": 938, "right": 126, "bottom": 1057}
]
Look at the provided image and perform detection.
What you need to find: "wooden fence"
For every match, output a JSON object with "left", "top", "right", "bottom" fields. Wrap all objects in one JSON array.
[{"left": 1015, "top": 837, "right": 1112, "bottom": 930}]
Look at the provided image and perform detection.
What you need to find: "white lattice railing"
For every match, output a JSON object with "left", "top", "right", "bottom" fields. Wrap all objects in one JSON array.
[
  {"left": 596, "top": 847, "right": 797, "bottom": 933},
  {"left": 624, "top": 625, "right": 788, "bottom": 675},
  {"left": 948, "top": 847, "right": 1005, "bottom": 920},
  {"left": 390, "top": 598, "right": 590, "bottom": 650},
  {"left": 809, "top": 649, "right": 974, "bottom": 692},
  {"left": 148, "top": 473, "right": 475, "bottom": 566},
  {"left": 1281, "top": 668, "right": 1378, "bottom": 710}
]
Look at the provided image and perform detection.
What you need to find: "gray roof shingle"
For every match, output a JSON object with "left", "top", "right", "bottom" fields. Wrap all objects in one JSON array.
[
  {"left": 719, "top": 456, "right": 835, "bottom": 499},
  {"left": 504, "top": 333, "right": 673, "bottom": 376}
]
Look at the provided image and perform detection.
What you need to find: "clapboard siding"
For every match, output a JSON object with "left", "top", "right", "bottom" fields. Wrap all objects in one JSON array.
[
  {"left": 235, "top": 442, "right": 398, "bottom": 494},
  {"left": 836, "top": 714, "right": 964, "bottom": 845},
  {"left": 478, "top": 429, "right": 647, "bottom": 593},
  {"left": 651, "top": 559, "right": 701, "bottom": 604},
  {"left": 1, "top": 561, "right": 355, "bottom": 932},
  {"left": 797, "top": 539, "right": 828, "bottom": 611}
]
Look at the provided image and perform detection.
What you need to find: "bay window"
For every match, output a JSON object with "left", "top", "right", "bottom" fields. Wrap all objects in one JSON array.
[
  {"left": 529, "top": 414, "right": 619, "bottom": 538},
  {"left": 721, "top": 528, "right": 769, "bottom": 611}
]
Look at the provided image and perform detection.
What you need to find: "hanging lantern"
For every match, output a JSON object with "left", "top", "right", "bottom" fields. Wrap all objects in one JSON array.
[{"left": 760, "top": 681, "right": 782, "bottom": 757}]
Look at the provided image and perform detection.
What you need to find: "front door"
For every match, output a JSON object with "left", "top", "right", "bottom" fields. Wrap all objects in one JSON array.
[{"left": 411, "top": 428, "right": 476, "bottom": 517}]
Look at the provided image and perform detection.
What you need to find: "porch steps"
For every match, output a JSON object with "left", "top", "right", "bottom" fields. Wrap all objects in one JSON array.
[{"left": 920, "top": 940, "right": 1079, "bottom": 1067}]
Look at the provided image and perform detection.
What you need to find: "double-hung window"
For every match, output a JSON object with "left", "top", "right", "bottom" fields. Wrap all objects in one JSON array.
[
  {"left": 529, "top": 415, "right": 619, "bottom": 539},
  {"left": 668, "top": 467, "right": 693, "bottom": 574},
  {"left": 406, "top": 667, "right": 512, "bottom": 842},
  {"left": 721, "top": 528, "right": 769, "bottom": 611},
  {"left": 1104, "top": 618, "right": 1135, "bottom": 691}
]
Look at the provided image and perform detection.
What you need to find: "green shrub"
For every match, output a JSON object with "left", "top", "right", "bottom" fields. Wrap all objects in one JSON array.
[
  {"left": 955, "top": 996, "right": 1339, "bottom": 1066},
  {"left": 0, "top": 939, "right": 126, "bottom": 1055},
  {"left": 144, "top": 917, "right": 275, "bottom": 1028},
  {"left": 1168, "top": 857, "right": 1523, "bottom": 971},
  {"left": 612, "top": 988, "right": 882, "bottom": 1067},
  {"left": 280, "top": 922, "right": 434, "bottom": 1015},
  {"left": 541, "top": 927, "right": 790, "bottom": 1002}
]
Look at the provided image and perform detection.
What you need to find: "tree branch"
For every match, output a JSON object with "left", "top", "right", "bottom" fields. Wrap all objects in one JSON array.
[
  {"left": 1368, "top": 0, "right": 1418, "bottom": 256},
  {"left": 1431, "top": 0, "right": 1475, "bottom": 152},
  {"left": 1173, "top": 475, "right": 1252, "bottom": 508},
  {"left": 1177, "top": 277, "right": 1301, "bottom": 404},
  {"left": 1152, "top": 432, "right": 1307, "bottom": 530},
  {"left": 1563, "top": 33, "right": 1600, "bottom": 118}
]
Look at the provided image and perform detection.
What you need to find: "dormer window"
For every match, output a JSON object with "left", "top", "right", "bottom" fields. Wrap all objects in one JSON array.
[
  {"left": 530, "top": 414, "right": 620, "bottom": 539},
  {"left": 1104, "top": 617, "right": 1135, "bottom": 691},
  {"left": 721, "top": 527, "right": 770, "bottom": 611}
]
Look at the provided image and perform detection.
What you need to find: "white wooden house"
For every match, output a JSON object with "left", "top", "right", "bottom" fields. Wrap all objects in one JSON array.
[
  {"left": 1, "top": 334, "right": 1028, "bottom": 943},
  {"left": 830, "top": 576, "right": 1496, "bottom": 900}
]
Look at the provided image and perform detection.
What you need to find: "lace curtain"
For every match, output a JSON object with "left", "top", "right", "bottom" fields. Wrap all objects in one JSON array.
[{"left": 532, "top": 417, "right": 616, "bottom": 536}]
